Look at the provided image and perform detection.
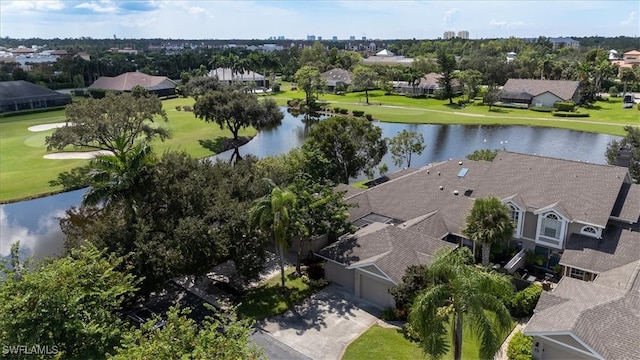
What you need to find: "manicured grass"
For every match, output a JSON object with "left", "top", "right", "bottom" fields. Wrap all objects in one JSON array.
[
  {"left": 0, "top": 97, "right": 256, "bottom": 203},
  {"left": 343, "top": 320, "right": 516, "bottom": 360},
  {"left": 262, "top": 90, "right": 638, "bottom": 136},
  {"left": 236, "top": 268, "right": 317, "bottom": 320}
]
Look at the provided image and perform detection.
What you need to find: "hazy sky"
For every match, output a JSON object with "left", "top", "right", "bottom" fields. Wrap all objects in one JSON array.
[{"left": 1, "top": 0, "right": 638, "bottom": 40}]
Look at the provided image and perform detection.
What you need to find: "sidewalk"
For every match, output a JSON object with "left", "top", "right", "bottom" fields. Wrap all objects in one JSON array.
[{"left": 494, "top": 318, "right": 530, "bottom": 360}]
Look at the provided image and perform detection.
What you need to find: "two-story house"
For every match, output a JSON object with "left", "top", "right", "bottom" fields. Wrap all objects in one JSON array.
[{"left": 315, "top": 151, "right": 640, "bottom": 355}]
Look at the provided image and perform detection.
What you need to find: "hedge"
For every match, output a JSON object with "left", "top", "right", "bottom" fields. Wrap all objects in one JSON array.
[
  {"left": 338, "top": 108, "right": 349, "bottom": 114},
  {"left": 507, "top": 331, "right": 534, "bottom": 360},
  {"left": 352, "top": 110, "right": 365, "bottom": 117},
  {"left": 365, "top": 114, "right": 373, "bottom": 121},
  {"left": 552, "top": 111, "right": 590, "bottom": 117},
  {"left": 554, "top": 101, "right": 575, "bottom": 112},
  {"left": 528, "top": 106, "right": 555, "bottom": 113},
  {"left": 510, "top": 284, "right": 543, "bottom": 318}
]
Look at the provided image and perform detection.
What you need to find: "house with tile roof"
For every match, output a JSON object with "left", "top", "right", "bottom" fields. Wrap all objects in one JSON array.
[
  {"left": 320, "top": 68, "right": 352, "bottom": 92},
  {"left": 501, "top": 79, "right": 580, "bottom": 108},
  {"left": 89, "top": 72, "right": 177, "bottom": 97},
  {"left": 392, "top": 72, "right": 462, "bottom": 96}
]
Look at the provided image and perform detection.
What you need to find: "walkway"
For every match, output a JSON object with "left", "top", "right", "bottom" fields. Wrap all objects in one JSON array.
[{"left": 494, "top": 318, "right": 530, "bottom": 360}]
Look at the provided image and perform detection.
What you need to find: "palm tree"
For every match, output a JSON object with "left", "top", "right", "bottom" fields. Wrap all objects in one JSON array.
[
  {"left": 250, "top": 181, "right": 297, "bottom": 290},
  {"left": 405, "top": 67, "right": 424, "bottom": 95},
  {"left": 410, "top": 248, "right": 513, "bottom": 360},
  {"left": 462, "top": 196, "right": 515, "bottom": 267}
]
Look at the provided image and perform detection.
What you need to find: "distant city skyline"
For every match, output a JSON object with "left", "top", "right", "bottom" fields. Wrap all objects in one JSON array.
[{"left": 0, "top": 0, "right": 638, "bottom": 40}]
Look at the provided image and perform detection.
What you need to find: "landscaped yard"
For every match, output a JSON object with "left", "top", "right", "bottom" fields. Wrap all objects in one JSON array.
[
  {"left": 0, "top": 97, "right": 256, "bottom": 203},
  {"left": 262, "top": 89, "right": 639, "bottom": 136},
  {"left": 342, "top": 320, "right": 516, "bottom": 360},
  {"left": 236, "top": 268, "right": 318, "bottom": 320}
]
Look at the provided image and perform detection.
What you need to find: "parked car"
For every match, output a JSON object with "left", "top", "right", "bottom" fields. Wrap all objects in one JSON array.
[
  {"left": 622, "top": 93, "right": 635, "bottom": 108},
  {"left": 126, "top": 307, "right": 167, "bottom": 330}
]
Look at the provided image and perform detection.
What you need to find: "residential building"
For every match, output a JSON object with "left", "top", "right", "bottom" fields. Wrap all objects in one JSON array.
[
  {"left": 314, "top": 151, "right": 639, "bottom": 312},
  {"left": 392, "top": 72, "right": 462, "bottom": 96},
  {"left": 443, "top": 31, "right": 456, "bottom": 40},
  {"left": 362, "top": 49, "right": 414, "bottom": 67},
  {"left": 549, "top": 37, "right": 580, "bottom": 50},
  {"left": 89, "top": 72, "right": 177, "bottom": 97},
  {"left": 500, "top": 79, "right": 580, "bottom": 108},
  {"left": 457, "top": 30, "right": 469, "bottom": 39},
  {"left": 506, "top": 51, "right": 517, "bottom": 63},
  {"left": 320, "top": 68, "right": 352, "bottom": 92},
  {"left": 110, "top": 47, "right": 139, "bottom": 55},
  {"left": 208, "top": 67, "right": 268, "bottom": 88},
  {"left": 610, "top": 50, "right": 640, "bottom": 71},
  {"left": 0, "top": 80, "right": 71, "bottom": 113}
]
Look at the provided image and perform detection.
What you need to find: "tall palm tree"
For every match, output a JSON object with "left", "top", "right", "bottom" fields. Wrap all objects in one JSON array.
[
  {"left": 250, "top": 181, "right": 297, "bottom": 290},
  {"left": 410, "top": 248, "right": 513, "bottom": 360},
  {"left": 462, "top": 196, "right": 515, "bottom": 267}
]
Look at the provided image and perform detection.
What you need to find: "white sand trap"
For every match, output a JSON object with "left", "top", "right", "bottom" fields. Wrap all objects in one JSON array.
[
  {"left": 28, "top": 122, "right": 71, "bottom": 132},
  {"left": 44, "top": 150, "right": 113, "bottom": 160}
]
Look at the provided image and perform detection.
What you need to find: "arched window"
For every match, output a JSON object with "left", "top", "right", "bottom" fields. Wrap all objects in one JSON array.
[
  {"left": 581, "top": 226, "right": 598, "bottom": 237},
  {"left": 508, "top": 204, "right": 519, "bottom": 223},
  {"left": 540, "top": 213, "right": 562, "bottom": 239}
]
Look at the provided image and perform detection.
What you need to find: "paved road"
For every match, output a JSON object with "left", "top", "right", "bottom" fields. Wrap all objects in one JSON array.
[{"left": 258, "top": 285, "right": 383, "bottom": 360}]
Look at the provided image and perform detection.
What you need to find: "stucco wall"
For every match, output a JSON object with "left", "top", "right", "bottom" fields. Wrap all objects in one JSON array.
[
  {"left": 523, "top": 212, "right": 538, "bottom": 239},
  {"left": 532, "top": 92, "right": 563, "bottom": 108},
  {"left": 532, "top": 337, "right": 599, "bottom": 360},
  {"left": 325, "top": 261, "right": 355, "bottom": 290}
]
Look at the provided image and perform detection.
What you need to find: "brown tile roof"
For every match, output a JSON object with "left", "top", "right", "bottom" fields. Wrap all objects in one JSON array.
[
  {"left": 502, "top": 79, "right": 579, "bottom": 101},
  {"left": 315, "top": 222, "right": 455, "bottom": 284},
  {"left": 524, "top": 265, "right": 640, "bottom": 360},
  {"left": 321, "top": 68, "right": 352, "bottom": 86},
  {"left": 89, "top": 72, "right": 177, "bottom": 92},
  {"left": 618, "top": 184, "right": 640, "bottom": 223},
  {"left": 417, "top": 72, "right": 461, "bottom": 89},
  {"left": 560, "top": 228, "right": 640, "bottom": 274},
  {"left": 474, "top": 151, "right": 628, "bottom": 227},
  {"left": 334, "top": 183, "right": 365, "bottom": 199}
]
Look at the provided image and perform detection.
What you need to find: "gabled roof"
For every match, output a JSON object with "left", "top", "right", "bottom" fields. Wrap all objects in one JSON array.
[
  {"left": 375, "top": 49, "right": 394, "bottom": 57},
  {"left": 502, "top": 79, "right": 579, "bottom": 101},
  {"left": 524, "top": 262, "right": 640, "bottom": 360},
  {"left": 623, "top": 50, "right": 640, "bottom": 56},
  {"left": 315, "top": 222, "right": 455, "bottom": 284},
  {"left": 417, "top": 72, "right": 461, "bottom": 89},
  {"left": 89, "top": 72, "right": 177, "bottom": 92},
  {"left": 560, "top": 227, "right": 640, "bottom": 274},
  {"left": 320, "top": 68, "right": 352, "bottom": 86},
  {"left": 473, "top": 151, "right": 628, "bottom": 227}
]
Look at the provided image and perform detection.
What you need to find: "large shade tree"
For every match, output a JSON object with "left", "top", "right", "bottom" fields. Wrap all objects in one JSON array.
[
  {"left": 302, "top": 116, "right": 387, "bottom": 184},
  {"left": 294, "top": 65, "right": 326, "bottom": 106},
  {"left": 45, "top": 92, "right": 169, "bottom": 158},
  {"left": 462, "top": 196, "right": 515, "bottom": 266},
  {"left": 250, "top": 183, "right": 297, "bottom": 290},
  {"left": 193, "top": 90, "right": 283, "bottom": 144},
  {"left": 387, "top": 129, "right": 426, "bottom": 168},
  {"left": 410, "top": 248, "right": 513, "bottom": 360},
  {"left": 350, "top": 65, "right": 379, "bottom": 104}
]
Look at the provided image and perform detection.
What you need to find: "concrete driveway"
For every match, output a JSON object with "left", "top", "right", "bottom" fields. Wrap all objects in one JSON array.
[{"left": 256, "top": 284, "right": 383, "bottom": 360}]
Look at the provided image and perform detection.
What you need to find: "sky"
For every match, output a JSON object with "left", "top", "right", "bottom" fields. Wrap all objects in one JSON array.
[{"left": 0, "top": 0, "right": 638, "bottom": 40}]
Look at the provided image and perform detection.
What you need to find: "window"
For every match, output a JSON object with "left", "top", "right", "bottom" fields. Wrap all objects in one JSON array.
[
  {"left": 581, "top": 226, "right": 598, "bottom": 237},
  {"left": 508, "top": 203, "right": 521, "bottom": 237},
  {"left": 570, "top": 268, "right": 585, "bottom": 280},
  {"left": 541, "top": 213, "right": 561, "bottom": 240}
]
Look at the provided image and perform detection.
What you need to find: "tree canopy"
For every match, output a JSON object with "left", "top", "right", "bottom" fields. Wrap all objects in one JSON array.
[
  {"left": 294, "top": 65, "right": 326, "bottom": 106},
  {"left": 302, "top": 116, "right": 387, "bottom": 184},
  {"left": 350, "top": 65, "right": 379, "bottom": 104},
  {"left": 0, "top": 245, "right": 138, "bottom": 360},
  {"left": 606, "top": 125, "right": 640, "bottom": 183},
  {"left": 45, "top": 92, "right": 169, "bottom": 157},
  {"left": 462, "top": 196, "right": 515, "bottom": 266},
  {"left": 387, "top": 129, "right": 426, "bottom": 168},
  {"left": 193, "top": 90, "right": 283, "bottom": 143},
  {"left": 437, "top": 50, "right": 457, "bottom": 104}
]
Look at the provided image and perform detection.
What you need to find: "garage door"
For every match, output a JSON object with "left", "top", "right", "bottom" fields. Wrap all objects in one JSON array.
[{"left": 360, "top": 272, "right": 393, "bottom": 308}]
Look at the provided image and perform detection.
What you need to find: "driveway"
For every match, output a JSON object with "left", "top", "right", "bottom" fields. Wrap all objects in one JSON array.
[{"left": 256, "top": 284, "right": 383, "bottom": 360}]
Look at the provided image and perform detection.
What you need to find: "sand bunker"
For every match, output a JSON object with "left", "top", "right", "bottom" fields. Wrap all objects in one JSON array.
[
  {"left": 44, "top": 150, "right": 113, "bottom": 160},
  {"left": 28, "top": 122, "right": 70, "bottom": 132}
]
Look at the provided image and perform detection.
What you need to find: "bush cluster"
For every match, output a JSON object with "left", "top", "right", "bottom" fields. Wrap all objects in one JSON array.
[
  {"left": 365, "top": 114, "right": 373, "bottom": 121},
  {"left": 554, "top": 101, "right": 576, "bottom": 112},
  {"left": 352, "top": 110, "right": 365, "bottom": 117},
  {"left": 338, "top": 108, "right": 349, "bottom": 114},
  {"left": 528, "top": 106, "right": 555, "bottom": 113},
  {"left": 552, "top": 111, "right": 589, "bottom": 117},
  {"left": 509, "top": 284, "right": 543, "bottom": 318},
  {"left": 182, "top": 105, "right": 193, "bottom": 112},
  {"left": 507, "top": 331, "right": 534, "bottom": 360}
]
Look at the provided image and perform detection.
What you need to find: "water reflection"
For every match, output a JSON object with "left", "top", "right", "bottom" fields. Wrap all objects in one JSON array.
[{"left": 0, "top": 107, "right": 621, "bottom": 260}]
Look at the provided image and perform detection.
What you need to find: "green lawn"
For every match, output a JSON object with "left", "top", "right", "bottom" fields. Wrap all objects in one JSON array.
[
  {"left": 0, "top": 97, "right": 256, "bottom": 203},
  {"left": 343, "top": 320, "right": 516, "bottom": 360},
  {"left": 236, "top": 268, "right": 317, "bottom": 320},
  {"left": 263, "top": 89, "right": 639, "bottom": 136}
]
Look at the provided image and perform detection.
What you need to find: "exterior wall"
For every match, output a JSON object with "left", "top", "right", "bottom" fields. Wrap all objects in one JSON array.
[
  {"left": 531, "top": 92, "right": 563, "bottom": 108},
  {"left": 532, "top": 336, "right": 599, "bottom": 360},
  {"left": 522, "top": 212, "right": 538, "bottom": 240},
  {"left": 356, "top": 270, "right": 395, "bottom": 308},
  {"left": 324, "top": 262, "right": 355, "bottom": 290},
  {"left": 291, "top": 234, "right": 329, "bottom": 258}
]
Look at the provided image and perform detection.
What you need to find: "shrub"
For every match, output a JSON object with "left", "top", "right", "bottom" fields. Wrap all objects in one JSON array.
[
  {"left": 528, "top": 106, "right": 555, "bottom": 113},
  {"left": 609, "top": 86, "right": 619, "bottom": 96},
  {"left": 510, "top": 284, "right": 543, "bottom": 318},
  {"left": 88, "top": 88, "right": 106, "bottom": 99},
  {"left": 287, "top": 98, "right": 304, "bottom": 108},
  {"left": 352, "top": 110, "right": 365, "bottom": 117},
  {"left": 306, "top": 262, "right": 325, "bottom": 280},
  {"left": 339, "top": 108, "right": 349, "bottom": 114},
  {"left": 554, "top": 101, "right": 575, "bottom": 112},
  {"left": 552, "top": 111, "right": 589, "bottom": 117},
  {"left": 365, "top": 113, "right": 373, "bottom": 121},
  {"left": 182, "top": 105, "right": 193, "bottom": 112},
  {"left": 333, "top": 106, "right": 341, "bottom": 113},
  {"left": 175, "top": 105, "right": 182, "bottom": 111},
  {"left": 272, "top": 82, "right": 281, "bottom": 92},
  {"left": 381, "top": 307, "right": 396, "bottom": 321},
  {"left": 507, "top": 331, "right": 534, "bottom": 360}
]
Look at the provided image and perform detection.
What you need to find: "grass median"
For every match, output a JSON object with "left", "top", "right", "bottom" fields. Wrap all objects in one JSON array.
[{"left": 0, "top": 97, "right": 256, "bottom": 203}]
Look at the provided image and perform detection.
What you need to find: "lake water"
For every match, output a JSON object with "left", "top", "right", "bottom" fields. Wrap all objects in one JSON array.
[{"left": 0, "top": 108, "right": 621, "bottom": 261}]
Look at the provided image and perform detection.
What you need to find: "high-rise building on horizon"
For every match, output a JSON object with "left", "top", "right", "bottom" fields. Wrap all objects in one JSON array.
[
  {"left": 307, "top": 34, "right": 316, "bottom": 41},
  {"left": 457, "top": 30, "right": 469, "bottom": 39},
  {"left": 443, "top": 31, "right": 455, "bottom": 40},
  {"left": 332, "top": 36, "right": 338, "bottom": 41},
  {"left": 349, "top": 35, "right": 356, "bottom": 41}
]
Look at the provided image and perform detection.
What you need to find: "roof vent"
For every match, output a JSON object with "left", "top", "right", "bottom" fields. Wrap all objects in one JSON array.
[
  {"left": 458, "top": 161, "right": 463, "bottom": 165},
  {"left": 439, "top": 185, "right": 444, "bottom": 190},
  {"left": 427, "top": 170, "right": 430, "bottom": 174},
  {"left": 438, "top": 171, "right": 441, "bottom": 176},
  {"left": 453, "top": 190, "right": 459, "bottom": 196}
]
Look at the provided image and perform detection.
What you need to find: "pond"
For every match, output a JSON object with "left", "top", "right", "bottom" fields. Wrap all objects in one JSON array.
[{"left": 0, "top": 108, "right": 621, "bottom": 261}]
